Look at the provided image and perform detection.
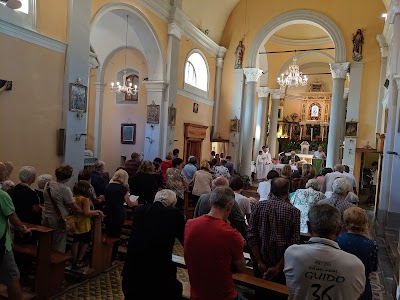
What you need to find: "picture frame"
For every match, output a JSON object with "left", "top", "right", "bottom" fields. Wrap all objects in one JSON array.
[
  {"left": 193, "top": 103, "right": 199, "bottom": 113},
  {"left": 121, "top": 123, "right": 136, "bottom": 144},
  {"left": 345, "top": 122, "right": 358, "bottom": 137},
  {"left": 277, "top": 106, "right": 284, "bottom": 121},
  {"left": 147, "top": 104, "right": 160, "bottom": 124},
  {"left": 168, "top": 107, "right": 176, "bottom": 126},
  {"left": 230, "top": 118, "right": 240, "bottom": 133},
  {"left": 69, "top": 82, "right": 87, "bottom": 112},
  {"left": 124, "top": 74, "right": 139, "bottom": 102}
]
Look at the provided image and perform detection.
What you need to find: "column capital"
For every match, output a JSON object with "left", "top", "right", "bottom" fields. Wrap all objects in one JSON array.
[
  {"left": 256, "top": 87, "right": 270, "bottom": 98},
  {"left": 389, "top": 0, "right": 400, "bottom": 23},
  {"left": 330, "top": 63, "right": 350, "bottom": 79},
  {"left": 168, "top": 23, "right": 182, "bottom": 39},
  {"left": 270, "top": 89, "right": 281, "bottom": 100},
  {"left": 216, "top": 57, "right": 224, "bottom": 69},
  {"left": 217, "top": 46, "right": 227, "bottom": 59},
  {"left": 243, "top": 68, "right": 263, "bottom": 83},
  {"left": 143, "top": 80, "right": 168, "bottom": 92},
  {"left": 394, "top": 75, "right": 400, "bottom": 90},
  {"left": 94, "top": 81, "right": 106, "bottom": 92},
  {"left": 376, "top": 34, "right": 389, "bottom": 58}
]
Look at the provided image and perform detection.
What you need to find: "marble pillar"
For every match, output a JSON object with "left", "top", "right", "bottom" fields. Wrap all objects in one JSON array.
[
  {"left": 267, "top": 89, "right": 281, "bottom": 159},
  {"left": 229, "top": 69, "right": 245, "bottom": 172},
  {"left": 240, "top": 68, "right": 263, "bottom": 176},
  {"left": 93, "top": 80, "right": 106, "bottom": 158},
  {"left": 326, "top": 63, "right": 349, "bottom": 168},
  {"left": 253, "top": 87, "right": 270, "bottom": 159},
  {"left": 212, "top": 48, "right": 226, "bottom": 138},
  {"left": 375, "top": 34, "right": 389, "bottom": 134},
  {"left": 62, "top": 0, "right": 92, "bottom": 186}
]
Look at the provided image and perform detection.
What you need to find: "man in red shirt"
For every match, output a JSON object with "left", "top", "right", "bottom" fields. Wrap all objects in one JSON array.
[{"left": 184, "top": 186, "right": 247, "bottom": 300}]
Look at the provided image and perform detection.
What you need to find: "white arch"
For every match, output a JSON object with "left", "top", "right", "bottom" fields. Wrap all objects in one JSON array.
[
  {"left": 278, "top": 50, "right": 334, "bottom": 75},
  {"left": 247, "top": 10, "right": 346, "bottom": 68}
]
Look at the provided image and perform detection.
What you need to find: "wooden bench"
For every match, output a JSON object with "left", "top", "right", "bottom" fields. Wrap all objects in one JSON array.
[
  {"left": 0, "top": 284, "right": 37, "bottom": 300},
  {"left": 172, "top": 255, "right": 289, "bottom": 299},
  {"left": 11, "top": 223, "right": 71, "bottom": 300}
]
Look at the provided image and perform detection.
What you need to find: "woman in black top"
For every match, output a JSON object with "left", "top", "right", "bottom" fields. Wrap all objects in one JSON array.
[
  {"left": 122, "top": 189, "right": 185, "bottom": 300},
  {"left": 104, "top": 169, "right": 135, "bottom": 262},
  {"left": 129, "top": 161, "right": 159, "bottom": 204}
]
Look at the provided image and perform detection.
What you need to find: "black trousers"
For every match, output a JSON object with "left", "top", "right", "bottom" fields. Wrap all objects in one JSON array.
[{"left": 105, "top": 222, "right": 123, "bottom": 261}]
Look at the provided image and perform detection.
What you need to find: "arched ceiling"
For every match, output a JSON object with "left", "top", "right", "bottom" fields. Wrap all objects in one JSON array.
[{"left": 273, "top": 24, "right": 328, "bottom": 40}]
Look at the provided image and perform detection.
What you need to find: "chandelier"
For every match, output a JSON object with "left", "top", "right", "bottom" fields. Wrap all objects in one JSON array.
[
  {"left": 277, "top": 57, "right": 308, "bottom": 87},
  {"left": 110, "top": 15, "right": 138, "bottom": 96}
]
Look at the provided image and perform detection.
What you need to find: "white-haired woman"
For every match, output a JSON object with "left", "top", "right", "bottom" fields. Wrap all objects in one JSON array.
[
  {"left": 104, "top": 169, "right": 135, "bottom": 262},
  {"left": 291, "top": 179, "right": 326, "bottom": 233},
  {"left": 122, "top": 189, "right": 185, "bottom": 300},
  {"left": 35, "top": 174, "right": 52, "bottom": 204}
]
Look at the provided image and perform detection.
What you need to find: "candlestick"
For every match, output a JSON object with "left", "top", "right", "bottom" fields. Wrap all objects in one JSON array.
[
  {"left": 322, "top": 126, "right": 325, "bottom": 142},
  {"left": 289, "top": 125, "right": 292, "bottom": 140},
  {"left": 300, "top": 127, "right": 303, "bottom": 140},
  {"left": 311, "top": 128, "right": 313, "bottom": 141}
]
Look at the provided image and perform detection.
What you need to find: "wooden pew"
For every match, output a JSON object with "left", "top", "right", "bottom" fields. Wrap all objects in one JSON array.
[
  {"left": 171, "top": 255, "right": 289, "bottom": 299},
  {"left": 91, "top": 217, "right": 119, "bottom": 275},
  {"left": 12, "top": 222, "right": 71, "bottom": 300}
]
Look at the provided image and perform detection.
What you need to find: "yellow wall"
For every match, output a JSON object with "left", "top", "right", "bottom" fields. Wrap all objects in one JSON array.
[
  {"left": 0, "top": 33, "right": 65, "bottom": 182},
  {"left": 36, "top": 0, "right": 68, "bottom": 42},
  {"left": 100, "top": 48, "right": 148, "bottom": 173}
]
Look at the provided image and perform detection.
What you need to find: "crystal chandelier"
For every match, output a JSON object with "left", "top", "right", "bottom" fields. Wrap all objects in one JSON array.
[
  {"left": 110, "top": 15, "right": 138, "bottom": 96},
  {"left": 277, "top": 57, "right": 308, "bottom": 87}
]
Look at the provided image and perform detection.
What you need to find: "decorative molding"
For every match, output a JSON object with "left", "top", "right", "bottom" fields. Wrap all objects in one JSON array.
[
  {"left": 330, "top": 62, "right": 350, "bottom": 79},
  {"left": 270, "top": 35, "right": 332, "bottom": 46},
  {"left": 177, "top": 88, "right": 214, "bottom": 106},
  {"left": 247, "top": 10, "right": 346, "bottom": 67},
  {"left": 94, "top": 81, "right": 106, "bottom": 92},
  {"left": 0, "top": 19, "right": 66, "bottom": 53},
  {"left": 394, "top": 75, "right": 400, "bottom": 91},
  {"left": 216, "top": 57, "right": 224, "bottom": 69},
  {"left": 136, "top": 0, "right": 226, "bottom": 57},
  {"left": 270, "top": 89, "right": 281, "bottom": 100},
  {"left": 243, "top": 68, "right": 263, "bottom": 83},
  {"left": 143, "top": 80, "right": 168, "bottom": 92},
  {"left": 168, "top": 22, "right": 182, "bottom": 39},
  {"left": 257, "top": 87, "right": 270, "bottom": 98},
  {"left": 376, "top": 34, "right": 389, "bottom": 58}
]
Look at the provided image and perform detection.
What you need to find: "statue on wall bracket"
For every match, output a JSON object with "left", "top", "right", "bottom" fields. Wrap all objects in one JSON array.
[
  {"left": 234, "top": 41, "right": 245, "bottom": 69},
  {"left": 352, "top": 29, "right": 364, "bottom": 62}
]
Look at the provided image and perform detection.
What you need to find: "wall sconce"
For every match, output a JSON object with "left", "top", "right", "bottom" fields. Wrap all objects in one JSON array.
[
  {"left": 75, "top": 133, "right": 87, "bottom": 141},
  {"left": 76, "top": 111, "right": 84, "bottom": 120},
  {"left": 146, "top": 137, "right": 154, "bottom": 144}
]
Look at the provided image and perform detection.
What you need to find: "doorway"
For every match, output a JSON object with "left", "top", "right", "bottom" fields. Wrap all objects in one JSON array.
[
  {"left": 183, "top": 123, "right": 208, "bottom": 162},
  {"left": 359, "top": 151, "right": 381, "bottom": 212},
  {"left": 185, "top": 140, "right": 202, "bottom": 162}
]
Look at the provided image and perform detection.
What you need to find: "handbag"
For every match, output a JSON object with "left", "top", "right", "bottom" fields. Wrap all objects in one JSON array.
[{"left": 47, "top": 186, "right": 76, "bottom": 234}]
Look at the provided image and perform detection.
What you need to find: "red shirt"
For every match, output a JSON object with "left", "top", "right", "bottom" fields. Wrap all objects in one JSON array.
[
  {"left": 161, "top": 160, "right": 172, "bottom": 182},
  {"left": 184, "top": 215, "right": 244, "bottom": 300}
]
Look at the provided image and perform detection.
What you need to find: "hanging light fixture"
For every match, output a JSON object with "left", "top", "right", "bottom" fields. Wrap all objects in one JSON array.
[
  {"left": 277, "top": 56, "right": 308, "bottom": 87},
  {"left": 110, "top": 15, "right": 138, "bottom": 96},
  {"left": 0, "top": 0, "right": 22, "bottom": 9}
]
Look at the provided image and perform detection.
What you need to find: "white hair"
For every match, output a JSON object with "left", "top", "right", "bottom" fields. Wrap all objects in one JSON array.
[
  {"left": 306, "top": 179, "right": 321, "bottom": 191},
  {"left": 332, "top": 177, "right": 352, "bottom": 195},
  {"left": 346, "top": 192, "right": 359, "bottom": 204},
  {"left": 1, "top": 180, "right": 14, "bottom": 191},
  {"left": 94, "top": 160, "right": 105, "bottom": 171},
  {"left": 37, "top": 174, "right": 52, "bottom": 189},
  {"left": 18, "top": 166, "right": 37, "bottom": 184},
  {"left": 154, "top": 189, "right": 177, "bottom": 207}
]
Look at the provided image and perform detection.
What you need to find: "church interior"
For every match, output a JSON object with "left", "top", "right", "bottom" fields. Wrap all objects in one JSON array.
[{"left": 1, "top": 0, "right": 400, "bottom": 299}]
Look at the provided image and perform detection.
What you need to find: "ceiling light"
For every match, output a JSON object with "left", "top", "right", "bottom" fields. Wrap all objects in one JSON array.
[
  {"left": 4, "top": 0, "right": 22, "bottom": 9},
  {"left": 277, "top": 57, "right": 308, "bottom": 88}
]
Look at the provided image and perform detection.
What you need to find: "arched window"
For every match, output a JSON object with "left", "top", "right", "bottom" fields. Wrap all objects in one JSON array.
[
  {"left": 0, "top": 0, "right": 36, "bottom": 30},
  {"left": 184, "top": 52, "right": 208, "bottom": 92}
]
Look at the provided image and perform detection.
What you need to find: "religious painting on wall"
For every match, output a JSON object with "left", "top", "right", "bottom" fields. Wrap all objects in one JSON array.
[
  {"left": 147, "top": 104, "right": 160, "bottom": 124},
  {"left": 124, "top": 74, "right": 139, "bottom": 102},
  {"left": 308, "top": 103, "right": 322, "bottom": 121},
  {"left": 345, "top": 122, "right": 358, "bottom": 137},
  {"left": 168, "top": 106, "right": 176, "bottom": 126},
  {"left": 121, "top": 123, "right": 136, "bottom": 144},
  {"left": 69, "top": 82, "right": 87, "bottom": 112},
  {"left": 230, "top": 118, "right": 240, "bottom": 133},
  {"left": 278, "top": 106, "right": 284, "bottom": 121},
  {"left": 193, "top": 103, "right": 199, "bottom": 113}
]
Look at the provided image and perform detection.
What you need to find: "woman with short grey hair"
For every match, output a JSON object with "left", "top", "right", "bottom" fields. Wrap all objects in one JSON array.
[
  {"left": 35, "top": 174, "right": 52, "bottom": 203},
  {"left": 291, "top": 179, "right": 326, "bottom": 233}
]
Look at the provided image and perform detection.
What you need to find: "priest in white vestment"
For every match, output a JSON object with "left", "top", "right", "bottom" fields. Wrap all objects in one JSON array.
[
  {"left": 256, "top": 150, "right": 267, "bottom": 180},
  {"left": 262, "top": 146, "right": 273, "bottom": 175}
]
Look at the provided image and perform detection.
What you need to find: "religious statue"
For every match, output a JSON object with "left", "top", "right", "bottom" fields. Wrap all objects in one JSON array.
[
  {"left": 234, "top": 41, "right": 245, "bottom": 69},
  {"left": 352, "top": 29, "right": 364, "bottom": 62}
]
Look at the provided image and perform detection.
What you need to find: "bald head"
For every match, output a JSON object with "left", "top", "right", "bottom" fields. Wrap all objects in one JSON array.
[
  {"left": 271, "top": 177, "right": 290, "bottom": 198},
  {"left": 212, "top": 177, "right": 229, "bottom": 190}
]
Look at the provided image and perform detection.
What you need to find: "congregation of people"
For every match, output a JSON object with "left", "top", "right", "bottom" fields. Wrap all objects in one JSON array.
[{"left": 0, "top": 148, "right": 379, "bottom": 300}]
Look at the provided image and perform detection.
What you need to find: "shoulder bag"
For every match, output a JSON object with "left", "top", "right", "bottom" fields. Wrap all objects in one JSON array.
[{"left": 47, "top": 186, "right": 76, "bottom": 234}]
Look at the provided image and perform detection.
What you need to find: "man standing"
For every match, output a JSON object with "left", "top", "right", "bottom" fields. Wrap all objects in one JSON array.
[
  {"left": 321, "top": 164, "right": 347, "bottom": 195},
  {"left": 225, "top": 156, "right": 234, "bottom": 174},
  {"left": 255, "top": 150, "right": 267, "bottom": 180},
  {"left": 284, "top": 204, "right": 365, "bottom": 299},
  {"left": 125, "top": 152, "right": 141, "bottom": 178},
  {"left": 172, "top": 148, "right": 180, "bottom": 160},
  {"left": 247, "top": 177, "right": 300, "bottom": 284},
  {"left": 343, "top": 165, "right": 357, "bottom": 194},
  {"left": 312, "top": 146, "right": 326, "bottom": 160},
  {"left": 285, "top": 151, "right": 300, "bottom": 165},
  {"left": 368, "top": 161, "right": 378, "bottom": 203},
  {"left": 185, "top": 186, "right": 246, "bottom": 300}
]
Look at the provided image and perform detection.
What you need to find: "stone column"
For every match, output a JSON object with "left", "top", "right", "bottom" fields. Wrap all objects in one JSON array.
[
  {"left": 253, "top": 87, "right": 270, "bottom": 159},
  {"left": 93, "top": 80, "right": 106, "bottom": 158},
  {"left": 143, "top": 81, "right": 168, "bottom": 160},
  {"left": 212, "top": 48, "right": 227, "bottom": 138},
  {"left": 376, "top": 34, "right": 389, "bottom": 134},
  {"left": 240, "top": 68, "right": 263, "bottom": 176},
  {"left": 326, "top": 63, "right": 350, "bottom": 168},
  {"left": 61, "top": 0, "right": 92, "bottom": 186},
  {"left": 267, "top": 89, "right": 281, "bottom": 159}
]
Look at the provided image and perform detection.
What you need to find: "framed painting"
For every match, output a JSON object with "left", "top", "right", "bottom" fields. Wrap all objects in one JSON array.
[
  {"left": 121, "top": 124, "right": 136, "bottom": 144},
  {"left": 230, "top": 118, "right": 240, "bottom": 133},
  {"left": 124, "top": 74, "right": 139, "bottom": 102},
  {"left": 168, "top": 107, "right": 176, "bottom": 126},
  {"left": 69, "top": 83, "right": 87, "bottom": 112},
  {"left": 193, "top": 103, "right": 199, "bottom": 113},
  {"left": 147, "top": 104, "right": 160, "bottom": 124},
  {"left": 345, "top": 122, "right": 358, "bottom": 137}
]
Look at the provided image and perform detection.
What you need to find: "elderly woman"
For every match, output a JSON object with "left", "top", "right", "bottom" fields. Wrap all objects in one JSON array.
[
  {"left": 191, "top": 161, "right": 213, "bottom": 205},
  {"left": 130, "top": 161, "right": 158, "bottom": 205},
  {"left": 10, "top": 166, "right": 42, "bottom": 226},
  {"left": 337, "top": 207, "right": 378, "bottom": 300},
  {"left": 42, "top": 165, "right": 82, "bottom": 252},
  {"left": 104, "top": 169, "right": 135, "bottom": 262},
  {"left": 166, "top": 158, "right": 188, "bottom": 211},
  {"left": 318, "top": 177, "right": 355, "bottom": 219},
  {"left": 291, "top": 179, "right": 326, "bottom": 233},
  {"left": 35, "top": 174, "right": 52, "bottom": 204},
  {"left": 122, "top": 189, "right": 185, "bottom": 300},
  {"left": 90, "top": 160, "right": 107, "bottom": 199}
]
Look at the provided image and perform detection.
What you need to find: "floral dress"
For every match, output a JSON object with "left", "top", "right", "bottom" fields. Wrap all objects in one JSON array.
[{"left": 166, "top": 168, "right": 187, "bottom": 200}]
